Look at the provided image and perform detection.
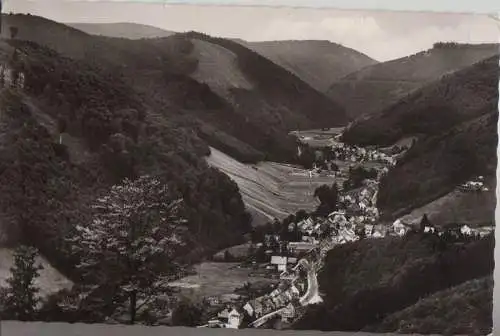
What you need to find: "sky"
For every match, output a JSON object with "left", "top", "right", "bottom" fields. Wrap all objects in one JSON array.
[{"left": 3, "top": 0, "right": 500, "bottom": 61}]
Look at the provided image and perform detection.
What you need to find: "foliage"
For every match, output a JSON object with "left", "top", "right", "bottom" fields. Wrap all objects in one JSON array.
[
  {"left": 1, "top": 245, "right": 43, "bottom": 321},
  {"left": 377, "top": 111, "right": 497, "bottom": 219},
  {"left": 343, "top": 166, "right": 377, "bottom": 191},
  {"left": 368, "top": 276, "right": 493, "bottom": 335},
  {"left": 67, "top": 175, "right": 187, "bottom": 324},
  {"left": 294, "top": 234, "right": 494, "bottom": 331},
  {"left": 314, "top": 184, "right": 339, "bottom": 216},
  {"left": 170, "top": 299, "right": 203, "bottom": 327}
]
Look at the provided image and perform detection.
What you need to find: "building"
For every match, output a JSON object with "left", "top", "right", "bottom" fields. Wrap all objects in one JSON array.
[
  {"left": 243, "top": 302, "right": 254, "bottom": 317},
  {"left": 226, "top": 308, "right": 242, "bottom": 329},
  {"left": 271, "top": 255, "right": 288, "bottom": 272}
]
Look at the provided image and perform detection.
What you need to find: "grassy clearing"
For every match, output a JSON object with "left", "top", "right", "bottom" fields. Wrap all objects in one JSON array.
[
  {"left": 168, "top": 262, "right": 277, "bottom": 302},
  {"left": 0, "top": 248, "right": 73, "bottom": 298},
  {"left": 398, "top": 180, "right": 496, "bottom": 228}
]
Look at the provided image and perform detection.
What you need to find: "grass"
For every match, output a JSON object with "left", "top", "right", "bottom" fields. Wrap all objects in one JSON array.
[
  {"left": 0, "top": 248, "right": 73, "bottom": 298},
  {"left": 398, "top": 184, "right": 496, "bottom": 229},
  {"left": 168, "top": 262, "right": 277, "bottom": 302}
]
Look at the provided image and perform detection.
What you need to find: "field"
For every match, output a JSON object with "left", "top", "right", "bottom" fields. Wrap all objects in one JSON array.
[
  {"left": 397, "top": 181, "right": 496, "bottom": 229},
  {"left": 167, "top": 262, "right": 277, "bottom": 302},
  {"left": 0, "top": 248, "right": 73, "bottom": 298},
  {"left": 290, "top": 128, "right": 344, "bottom": 147},
  {"left": 206, "top": 147, "right": 339, "bottom": 225}
]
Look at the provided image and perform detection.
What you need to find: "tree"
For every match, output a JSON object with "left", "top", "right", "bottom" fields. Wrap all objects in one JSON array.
[
  {"left": 3, "top": 245, "right": 43, "bottom": 321},
  {"left": 171, "top": 299, "right": 203, "bottom": 326},
  {"left": 224, "top": 250, "right": 233, "bottom": 262},
  {"left": 9, "top": 26, "right": 18, "bottom": 39},
  {"left": 419, "top": 214, "right": 432, "bottom": 232},
  {"left": 68, "top": 175, "right": 188, "bottom": 325}
]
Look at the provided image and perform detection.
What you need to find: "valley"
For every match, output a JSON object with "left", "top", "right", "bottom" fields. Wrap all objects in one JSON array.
[{"left": 0, "top": 9, "right": 496, "bottom": 336}]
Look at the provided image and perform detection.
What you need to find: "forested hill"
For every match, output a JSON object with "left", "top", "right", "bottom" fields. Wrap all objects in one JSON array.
[
  {"left": 328, "top": 42, "right": 499, "bottom": 119},
  {"left": 1, "top": 13, "right": 350, "bottom": 164},
  {"left": 0, "top": 38, "right": 252, "bottom": 280}
]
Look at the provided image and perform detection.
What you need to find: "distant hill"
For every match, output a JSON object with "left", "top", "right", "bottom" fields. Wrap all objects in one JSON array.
[
  {"left": 342, "top": 54, "right": 499, "bottom": 147},
  {"left": 242, "top": 40, "right": 378, "bottom": 92},
  {"left": 1, "top": 14, "right": 349, "bottom": 164},
  {"left": 328, "top": 43, "right": 499, "bottom": 119},
  {"left": 67, "top": 22, "right": 175, "bottom": 39}
]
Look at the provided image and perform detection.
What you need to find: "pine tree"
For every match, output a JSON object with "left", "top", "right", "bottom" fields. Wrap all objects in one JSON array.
[
  {"left": 68, "top": 175, "right": 188, "bottom": 324},
  {"left": 4, "top": 245, "right": 43, "bottom": 321}
]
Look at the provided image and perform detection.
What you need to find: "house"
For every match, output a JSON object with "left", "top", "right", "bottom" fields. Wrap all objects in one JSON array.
[
  {"left": 271, "top": 255, "right": 288, "bottom": 272},
  {"left": 243, "top": 302, "right": 254, "bottom": 317},
  {"left": 364, "top": 224, "right": 374, "bottom": 236},
  {"left": 392, "top": 219, "right": 407, "bottom": 236},
  {"left": 250, "top": 299, "right": 264, "bottom": 318},
  {"left": 424, "top": 226, "right": 436, "bottom": 234},
  {"left": 217, "top": 308, "right": 230, "bottom": 321},
  {"left": 281, "top": 303, "right": 296, "bottom": 321},
  {"left": 226, "top": 308, "right": 242, "bottom": 329},
  {"left": 460, "top": 225, "right": 472, "bottom": 236}
]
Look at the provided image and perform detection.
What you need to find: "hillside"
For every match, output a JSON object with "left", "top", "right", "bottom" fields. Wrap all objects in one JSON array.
[
  {"left": 1, "top": 14, "right": 349, "bottom": 164},
  {"left": 377, "top": 111, "right": 497, "bottom": 219},
  {"left": 367, "top": 276, "right": 493, "bottom": 335},
  {"left": 0, "top": 38, "right": 252, "bottom": 281},
  {"left": 67, "top": 22, "right": 175, "bottom": 39},
  {"left": 294, "top": 233, "right": 494, "bottom": 332},
  {"left": 243, "top": 40, "right": 378, "bottom": 92},
  {"left": 342, "top": 54, "right": 499, "bottom": 147},
  {"left": 397, "top": 182, "right": 496, "bottom": 229},
  {"left": 328, "top": 43, "right": 499, "bottom": 119}
]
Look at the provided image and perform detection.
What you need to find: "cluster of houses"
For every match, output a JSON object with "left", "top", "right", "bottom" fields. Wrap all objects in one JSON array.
[
  {"left": 329, "top": 140, "right": 397, "bottom": 166},
  {"left": 391, "top": 218, "right": 492, "bottom": 239},
  {"left": 458, "top": 176, "right": 489, "bottom": 192},
  {"left": 204, "top": 134, "right": 480, "bottom": 329}
]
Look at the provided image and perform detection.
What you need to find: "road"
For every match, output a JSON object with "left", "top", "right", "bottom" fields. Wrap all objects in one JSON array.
[
  {"left": 298, "top": 259, "right": 322, "bottom": 305},
  {"left": 248, "top": 307, "right": 288, "bottom": 328}
]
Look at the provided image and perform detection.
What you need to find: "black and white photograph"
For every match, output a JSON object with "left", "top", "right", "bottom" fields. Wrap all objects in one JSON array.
[{"left": 0, "top": 1, "right": 498, "bottom": 335}]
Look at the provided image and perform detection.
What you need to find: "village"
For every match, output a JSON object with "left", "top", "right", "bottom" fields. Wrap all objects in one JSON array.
[{"left": 196, "top": 132, "right": 492, "bottom": 330}]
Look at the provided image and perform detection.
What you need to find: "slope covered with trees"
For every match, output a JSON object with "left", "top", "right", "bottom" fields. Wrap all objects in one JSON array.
[
  {"left": 0, "top": 38, "right": 252, "bottom": 282},
  {"left": 342, "top": 54, "right": 499, "bottom": 146},
  {"left": 295, "top": 232, "right": 494, "bottom": 332},
  {"left": 328, "top": 43, "right": 499, "bottom": 119},
  {"left": 1, "top": 14, "right": 349, "bottom": 164},
  {"left": 243, "top": 40, "right": 378, "bottom": 93},
  {"left": 377, "top": 111, "right": 498, "bottom": 219}
]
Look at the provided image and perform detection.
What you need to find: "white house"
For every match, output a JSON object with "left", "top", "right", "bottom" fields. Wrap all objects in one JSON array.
[
  {"left": 461, "top": 225, "right": 472, "bottom": 236},
  {"left": 392, "top": 219, "right": 407, "bottom": 236},
  {"left": 243, "top": 302, "right": 254, "bottom": 317},
  {"left": 226, "top": 309, "right": 242, "bottom": 329}
]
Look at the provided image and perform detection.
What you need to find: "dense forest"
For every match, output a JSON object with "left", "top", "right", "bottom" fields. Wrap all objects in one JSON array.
[{"left": 0, "top": 39, "right": 252, "bottom": 282}]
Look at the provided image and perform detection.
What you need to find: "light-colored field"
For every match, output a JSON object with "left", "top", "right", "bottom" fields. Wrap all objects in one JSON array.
[
  {"left": 206, "top": 147, "right": 339, "bottom": 225},
  {"left": 0, "top": 248, "right": 73, "bottom": 298},
  {"left": 190, "top": 39, "right": 253, "bottom": 97},
  {"left": 290, "top": 128, "right": 344, "bottom": 148},
  {"left": 168, "top": 262, "right": 276, "bottom": 302}
]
